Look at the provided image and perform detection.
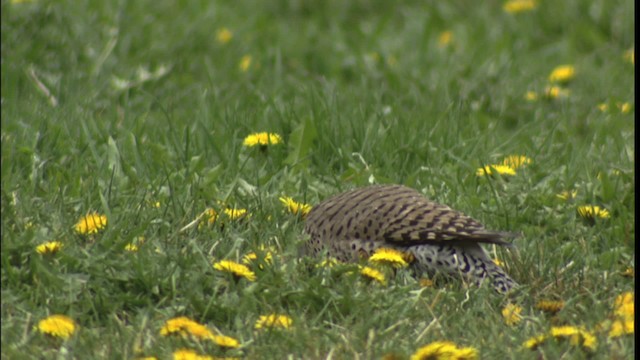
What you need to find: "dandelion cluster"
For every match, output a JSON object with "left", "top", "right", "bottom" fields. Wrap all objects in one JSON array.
[
  {"left": 74, "top": 212, "right": 107, "bottom": 235},
  {"left": 368, "top": 248, "right": 409, "bottom": 268},
  {"left": 254, "top": 314, "right": 293, "bottom": 330},
  {"left": 608, "top": 292, "right": 634, "bottom": 338},
  {"left": 358, "top": 265, "right": 386, "bottom": 285},
  {"left": 37, "top": 314, "right": 76, "bottom": 339},
  {"left": 242, "top": 132, "right": 282, "bottom": 147},
  {"left": 411, "top": 341, "right": 478, "bottom": 360},
  {"left": 577, "top": 205, "right": 610, "bottom": 220},
  {"left": 475, "top": 164, "right": 516, "bottom": 177},
  {"left": 501, "top": 303, "right": 523, "bottom": 326},
  {"left": 598, "top": 101, "right": 632, "bottom": 114},
  {"left": 160, "top": 317, "right": 240, "bottom": 348},
  {"left": 223, "top": 208, "right": 248, "bottom": 221},
  {"left": 213, "top": 260, "right": 257, "bottom": 281},
  {"left": 523, "top": 325, "right": 597, "bottom": 352},
  {"left": 36, "top": 241, "right": 63, "bottom": 255},
  {"left": 279, "top": 196, "right": 312, "bottom": 218}
]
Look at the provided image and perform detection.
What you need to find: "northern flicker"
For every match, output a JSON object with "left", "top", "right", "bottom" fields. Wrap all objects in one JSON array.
[{"left": 304, "top": 184, "right": 518, "bottom": 293}]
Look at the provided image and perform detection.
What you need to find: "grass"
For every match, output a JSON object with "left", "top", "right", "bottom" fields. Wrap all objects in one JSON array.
[{"left": 1, "top": 0, "right": 634, "bottom": 359}]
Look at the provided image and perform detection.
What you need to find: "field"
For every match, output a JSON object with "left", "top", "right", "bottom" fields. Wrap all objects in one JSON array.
[{"left": 1, "top": 0, "right": 634, "bottom": 359}]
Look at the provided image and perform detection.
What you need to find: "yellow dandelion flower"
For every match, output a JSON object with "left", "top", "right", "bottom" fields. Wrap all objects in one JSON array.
[
  {"left": 621, "top": 267, "right": 634, "bottom": 278},
  {"left": 173, "top": 348, "right": 212, "bottom": 360},
  {"left": 216, "top": 27, "right": 233, "bottom": 44},
  {"left": 597, "top": 103, "right": 609, "bottom": 112},
  {"left": 316, "top": 258, "right": 341, "bottom": 268},
  {"left": 544, "top": 85, "right": 570, "bottom": 99},
  {"left": 359, "top": 266, "right": 386, "bottom": 285},
  {"left": 502, "top": 303, "right": 523, "bottom": 326},
  {"left": 242, "top": 246, "right": 274, "bottom": 267},
  {"left": 279, "top": 196, "right": 312, "bottom": 218},
  {"left": 239, "top": 55, "right": 252, "bottom": 72},
  {"left": 523, "top": 334, "right": 547, "bottom": 350},
  {"left": 438, "top": 31, "right": 453, "bottom": 47},
  {"left": 223, "top": 208, "right": 248, "bottom": 220},
  {"left": 255, "top": 314, "right": 293, "bottom": 330},
  {"left": 369, "top": 248, "right": 409, "bottom": 268},
  {"left": 196, "top": 208, "right": 218, "bottom": 230},
  {"left": 36, "top": 241, "right": 63, "bottom": 255},
  {"left": 213, "top": 260, "right": 256, "bottom": 281},
  {"left": 577, "top": 205, "right": 610, "bottom": 220},
  {"left": 243, "top": 132, "right": 282, "bottom": 147},
  {"left": 476, "top": 164, "right": 516, "bottom": 177},
  {"left": 160, "top": 317, "right": 214, "bottom": 340},
  {"left": 502, "top": 155, "right": 532, "bottom": 169},
  {"left": 419, "top": 278, "right": 434, "bottom": 288},
  {"left": 137, "top": 357, "right": 158, "bottom": 360},
  {"left": 74, "top": 212, "right": 107, "bottom": 234},
  {"left": 212, "top": 334, "right": 240, "bottom": 348},
  {"left": 613, "top": 292, "right": 634, "bottom": 319},
  {"left": 411, "top": 341, "right": 478, "bottom": 360},
  {"left": 535, "top": 300, "right": 565, "bottom": 314},
  {"left": 550, "top": 326, "right": 597, "bottom": 351},
  {"left": 548, "top": 65, "right": 576, "bottom": 83},
  {"left": 492, "top": 258, "right": 505, "bottom": 267},
  {"left": 618, "top": 102, "right": 632, "bottom": 114},
  {"left": 623, "top": 48, "right": 634, "bottom": 65},
  {"left": 124, "top": 243, "right": 139, "bottom": 252},
  {"left": 37, "top": 314, "right": 76, "bottom": 339},
  {"left": 556, "top": 190, "right": 577, "bottom": 201},
  {"left": 609, "top": 318, "right": 634, "bottom": 338},
  {"left": 524, "top": 91, "right": 538, "bottom": 101},
  {"left": 503, "top": 0, "right": 537, "bottom": 14}
]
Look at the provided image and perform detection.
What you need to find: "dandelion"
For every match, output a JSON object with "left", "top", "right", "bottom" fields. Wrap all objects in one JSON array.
[
  {"left": 577, "top": 205, "right": 610, "bottom": 220},
  {"left": 621, "top": 267, "right": 633, "bottom": 278},
  {"left": 492, "top": 258, "right": 505, "bottom": 267},
  {"left": 243, "top": 132, "right": 282, "bottom": 147},
  {"left": 475, "top": 164, "right": 516, "bottom": 177},
  {"left": 597, "top": 103, "right": 609, "bottom": 112},
  {"left": 502, "top": 303, "right": 523, "bottom": 326},
  {"left": 160, "top": 317, "right": 215, "bottom": 340},
  {"left": 369, "top": 248, "right": 409, "bottom": 268},
  {"left": 523, "top": 334, "right": 547, "bottom": 350},
  {"left": 255, "top": 314, "right": 293, "bottom": 330},
  {"left": 556, "top": 190, "right": 577, "bottom": 201},
  {"left": 544, "top": 85, "right": 570, "bottom": 99},
  {"left": 195, "top": 208, "right": 218, "bottom": 230},
  {"left": 550, "top": 326, "right": 597, "bottom": 351},
  {"left": 239, "top": 55, "right": 252, "bottom": 72},
  {"left": 37, "top": 315, "right": 76, "bottom": 339},
  {"left": 618, "top": 102, "right": 632, "bottom": 114},
  {"left": 124, "top": 243, "right": 139, "bottom": 252},
  {"left": 535, "top": 300, "right": 565, "bottom": 314},
  {"left": 279, "top": 196, "right": 312, "bottom": 218},
  {"left": 524, "top": 91, "right": 538, "bottom": 102},
  {"left": 548, "top": 65, "right": 576, "bottom": 83},
  {"left": 502, "top": 155, "right": 532, "bottom": 169},
  {"left": 410, "top": 341, "right": 478, "bottom": 360},
  {"left": 242, "top": 245, "right": 274, "bottom": 268},
  {"left": 438, "top": 31, "right": 453, "bottom": 47},
  {"left": 36, "top": 241, "right": 63, "bottom": 255},
  {"left": 74, "top": 212, "right": 107, "bottom": 234},
  {"left": 613, "top": 292, "right": 634, "bottom": 319},
  {"left": 211, "top": 334, "right": 240, "bottom": 348},
  {"left": 213, "top": 260, "right": 256, "bottom": 281},
  {"left": 623, "top": 48, "right": 634, "bottom": 65},
  {"left": 172, "top": 348, "right": 212, "bottom": 360},
  {"left": 223, "top": 208, "right": 248, "bottom": 221},
  {"left": 609, "top": 318, "right": 634, "bottom": 338},
  {"left": 316, "top": 258, "right": 341, "bottom": 268},
  {"left": 503, "top": 0, "right": 537, "bottom": 14},
  {"left": 216, "top": 27, "right": 233, "bottom": 44},
  {"left": 359, "top": 266, "right": 386, "bottom": 285}
]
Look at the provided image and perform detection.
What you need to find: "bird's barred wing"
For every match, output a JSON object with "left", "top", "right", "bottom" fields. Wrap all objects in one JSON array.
[{"left": 380, "top": 199, "right": 517, "bottom": 246}]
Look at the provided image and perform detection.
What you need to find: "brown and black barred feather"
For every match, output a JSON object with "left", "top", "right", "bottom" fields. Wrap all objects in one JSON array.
[{"left": 304, "top": 184, "right": 519, "bottom": 293}]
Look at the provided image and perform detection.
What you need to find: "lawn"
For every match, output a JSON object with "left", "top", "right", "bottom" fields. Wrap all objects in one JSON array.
[{"left": 1, "top": 0, "right": 634, "bottom": 359}]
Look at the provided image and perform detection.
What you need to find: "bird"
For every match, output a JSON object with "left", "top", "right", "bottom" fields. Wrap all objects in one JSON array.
[{"left": 303, "top": 184, "right": 519, "bottom": 293}]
